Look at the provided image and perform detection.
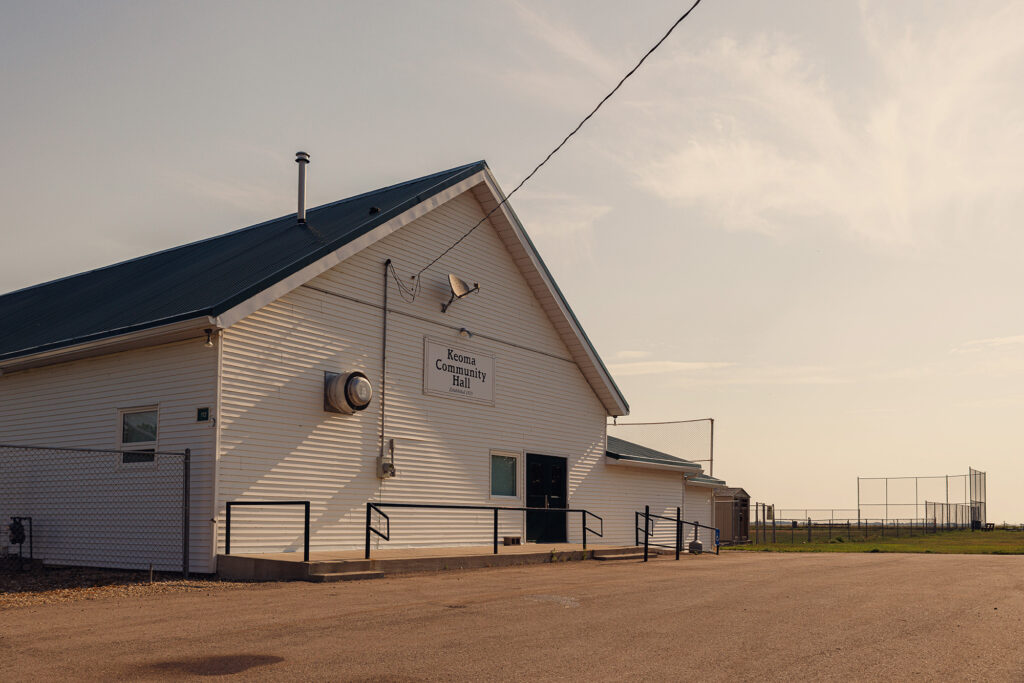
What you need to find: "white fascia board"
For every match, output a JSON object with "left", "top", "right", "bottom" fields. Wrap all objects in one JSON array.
[
  {"left": 478, "top": 169, "right": 629, "bottom": 417},
  {"left": 214, "top": 172, "right": 490, "bottom": 329},
  {"left": 605, "top": 455, "right": 700, "bottom": 475},
  {"left": 0, "top": 316, "right": 215, "bottom": 375},
  {"left": 686, "top": 478, "right": 727, "bottom": 489}
]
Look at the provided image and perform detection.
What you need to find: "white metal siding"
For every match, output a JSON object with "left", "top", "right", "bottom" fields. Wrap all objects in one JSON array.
[
  {"left": 0, "top": 341, "right": 218, "bottom": 572},
  {"left": 684, "top": 485, "right": 717, "bottom": 548},
  {"left": 217, "top": 189, "right": 688, "bottom": 554}
]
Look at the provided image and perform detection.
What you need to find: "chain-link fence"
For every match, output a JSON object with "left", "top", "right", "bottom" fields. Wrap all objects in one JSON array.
[
  {"left": 608, "top": 419, "right": 714, "bottom": 473},
  {"left": 0, "top": 444, "right": 190, "bottom": 575},
  {"left": 750, "top": 514, "right": 942, "bottom": 544},
  {"left": 857, "top": 469, "right": 987, "bottom": 527}
]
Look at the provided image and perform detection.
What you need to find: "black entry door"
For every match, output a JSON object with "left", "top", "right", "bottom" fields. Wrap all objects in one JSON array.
[{"left": 526, "top": 453, "right": 568, "bottom": 543}]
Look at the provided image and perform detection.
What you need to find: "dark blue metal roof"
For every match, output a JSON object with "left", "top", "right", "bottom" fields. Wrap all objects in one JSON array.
[
  {"left": 0, "top": 161, "right": 486, "bottom": 361},
  {"left": 606, "top": 435, "right": 701, "bottom": 470}
]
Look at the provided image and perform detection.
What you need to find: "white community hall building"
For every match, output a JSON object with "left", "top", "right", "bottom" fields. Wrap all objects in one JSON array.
[{"left": 0, "top": 159, "right": 725, "bottom": 575}]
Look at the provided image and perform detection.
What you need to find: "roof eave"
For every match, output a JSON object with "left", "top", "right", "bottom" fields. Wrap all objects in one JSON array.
[
  {"left": 0, "top": 316, "right": 215, "bottom": 375},
  {"left": 605, "top": 454, "right": 701, "bottom": 474}
]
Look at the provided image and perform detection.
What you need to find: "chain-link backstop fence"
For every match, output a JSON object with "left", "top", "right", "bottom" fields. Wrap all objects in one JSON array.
[
  {"left": 608, "top": 419, "right": 714, "bottom": 473},
  {"left": 0, "top": 444, "right": 190, "bottom": 575}
]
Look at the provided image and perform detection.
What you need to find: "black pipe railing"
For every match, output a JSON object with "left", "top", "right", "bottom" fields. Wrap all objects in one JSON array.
[
  {"left": 635, "top": 505, "right": 720, "bottom": 561},
  {"left": 365, "top": 502, "right": 603, "bottom": 559},
  {"left": 225, "top": 500, "right": 310, "bottom": 562}
]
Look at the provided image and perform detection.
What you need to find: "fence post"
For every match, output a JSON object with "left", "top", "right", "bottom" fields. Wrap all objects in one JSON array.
[
  {"left": 674, "top": 507, "right": 681, "bottom": 560},
  {"left": 582, "top": 513, "right": 587, "bottom": 551},
  {"left": 364, "top": 503, "right": 372, "bottom": 560},
  {"left": 635, "top": 511, "right": 639, "bottom": 547},
  {"left": 772, "top": 514, "right": 776, "bottom": 543},
  {"left": 493, "top": 508, "right": 499, "bottom": 555},
  {"left": 304, "top": 501, "right": 310, "bottom": 562},
  {"left": 225, "top": 502, "right": 231, "bottom": 556},
  {"left": 807, "top": 517, "right": 811, "bottom": 543},
  {"left": 182, "top": 448, "right": 191, "bottom": 579},
  {"left": 643, "top": 505, "right": 650, "bottom": 562}
]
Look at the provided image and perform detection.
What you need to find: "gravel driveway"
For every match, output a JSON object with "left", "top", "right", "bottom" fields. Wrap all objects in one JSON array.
[{"left": 4, "top": 552, "right": 1023, "bottom": 681}]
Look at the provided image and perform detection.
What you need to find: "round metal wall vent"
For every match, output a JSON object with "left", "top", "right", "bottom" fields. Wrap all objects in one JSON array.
[{"left": 324, "top": 371, "right": 374, "bottom": 414}]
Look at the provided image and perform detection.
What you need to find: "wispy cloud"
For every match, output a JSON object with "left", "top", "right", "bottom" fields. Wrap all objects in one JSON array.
[
  {"left": 507, "top": 2, "right": 619, "bottom": 84},
  {"left": 951, "top": 334, "right": 1024, "bottom": 354},
  {"left": 507, "top": 3, "right": 1024, "bottom": 246},
  {"left": 631, "top": 6, "right": 1024, "bottom": 245},
  {"left": 607, "top": 360, "right": 734, "bottom": 377},
  {"left": 614, "top": 350, "right": 653, "bottom": 360}
]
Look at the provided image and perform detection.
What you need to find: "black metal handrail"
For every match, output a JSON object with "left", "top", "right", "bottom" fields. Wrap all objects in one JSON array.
[
  {"left": 635, "top": 505, "right": 721, "bottom": 561},
  {"left": 365, "top": 502, "right": 603, "bottom": 559},
  {"left": 225, "top": 500, "right": 311, "bottom": 562}
]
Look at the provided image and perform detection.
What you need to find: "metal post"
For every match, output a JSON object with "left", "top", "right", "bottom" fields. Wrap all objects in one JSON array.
[
  {"left": 753, "top": 503, "right": 758, "bottom": 544},
  {"left": 225, "top": 502, "right": 231, "bottom": 555},
  {"left": 582, "top": 512, "right": 587, "bottom": 551},
  {"left": 643, "top": 505, "right": 650, "bottom": 562},
  {"left": 493, "top": 508, "right": 499, "bottom": 555},
  {"left": 635, "top": 512, "right": 639, "bottom": 547},
  {"left": 885, "top": 477, "right": 888, "bottom": 525},
  {"left": 772, "top": 513, "right": 776, "bottom": 543},
  {"left": 364, "top": 503, "right": 372, "bottom": 560},
  {"left": 304, "top": 501, "right": 310, "bottom": 562},
  {"left": 807, "top": 517, "right": 811, "bottom": 543},
  {"left": 709, "top": 418, "right": 714, "bottom": 477},
  {"left": 182, "top": 449, "right": 191, "bottom": 579},
  {"left": 856, "top": 477, "right": 861, "bottom": 528},
  {"left": 675, "top": 507, "right": 681, "bottom": 560}
]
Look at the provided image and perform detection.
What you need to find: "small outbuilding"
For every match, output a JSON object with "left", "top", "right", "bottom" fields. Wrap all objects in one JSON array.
[{"left": 714, "top": 487, "right": 750, "bottom": 544}]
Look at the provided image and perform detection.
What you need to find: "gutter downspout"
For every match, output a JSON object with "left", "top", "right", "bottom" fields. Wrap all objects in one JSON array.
[{"left": 379, "top": 260, "right": 390, "bottom": 503}]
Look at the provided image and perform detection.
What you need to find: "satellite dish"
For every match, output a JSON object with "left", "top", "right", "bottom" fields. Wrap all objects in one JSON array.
[{"left": 441, "top": 273, "right": 480, "bottom": 313}]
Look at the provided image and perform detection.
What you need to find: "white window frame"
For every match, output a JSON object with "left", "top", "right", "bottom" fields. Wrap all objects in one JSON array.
[
  {"left": 117, "top": 405, "right": 159, "bottom": 466},
  {"left": 488, "top": 449, "right": 522, "bottom": 501}
]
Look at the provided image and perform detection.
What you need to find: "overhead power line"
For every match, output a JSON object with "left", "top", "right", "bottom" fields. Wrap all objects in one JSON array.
[{"left": 394, "top": 0, "right": 704, "bottom": 300}]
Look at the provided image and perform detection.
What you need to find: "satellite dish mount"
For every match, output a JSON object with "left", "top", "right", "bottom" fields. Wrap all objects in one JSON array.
[{"left": 441, "top": 273, "right": 480, "bottom": 313}]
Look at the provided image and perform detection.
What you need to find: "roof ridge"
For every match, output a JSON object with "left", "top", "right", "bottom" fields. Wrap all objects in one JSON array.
[{"left": 0, "top": 160, "right": 487, "bottom": 300}]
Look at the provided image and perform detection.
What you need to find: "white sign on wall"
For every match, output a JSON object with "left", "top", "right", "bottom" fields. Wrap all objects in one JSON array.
[{"left": 423, "top": 338, "right": 495, "bottom": 405}]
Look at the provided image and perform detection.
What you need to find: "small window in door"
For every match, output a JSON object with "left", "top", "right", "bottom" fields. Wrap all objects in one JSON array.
[{"left": 119, "top": 407, "right": 158, "bottom": 464}]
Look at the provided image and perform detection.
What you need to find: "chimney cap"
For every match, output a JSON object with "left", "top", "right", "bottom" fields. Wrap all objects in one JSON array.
[{"left": 296, "top": 151, "right": 310, "bottom": 163}]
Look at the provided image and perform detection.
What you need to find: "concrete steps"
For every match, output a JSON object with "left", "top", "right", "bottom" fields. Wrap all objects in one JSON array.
[{"left": 591, "top": 546, "right": 659, "bottom": 562}]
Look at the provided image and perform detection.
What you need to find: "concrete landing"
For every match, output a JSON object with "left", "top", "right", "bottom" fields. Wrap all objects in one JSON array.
[{"left": 217, "top": 544, "right": 652, "bottom": 582}]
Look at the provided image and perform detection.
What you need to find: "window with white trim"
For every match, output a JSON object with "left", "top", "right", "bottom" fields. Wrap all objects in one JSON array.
[
  {"left": 119, "top": 407, "right": 158, "bottom": 463},
  {"left": 489, "top": 451, "right": 519, "bottom": 499}
]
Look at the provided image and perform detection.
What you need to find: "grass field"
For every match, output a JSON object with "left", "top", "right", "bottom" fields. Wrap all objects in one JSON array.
[{"left": 727, "top": 528, "right": 1024, "bottom": 554}]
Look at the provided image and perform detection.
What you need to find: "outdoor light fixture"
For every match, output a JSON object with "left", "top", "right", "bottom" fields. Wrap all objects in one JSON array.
[
  {"left": 204, "top": 329, "right": 215, "bottom": 347},
  {"left": 458, "top": 328, "right": 473, "bottom": 339},
  {"left": 441, "top": 273, "right": 480, "bottom": 313},
  {"left": 324, "top": 371, "right": 374, "bottom": 414}
]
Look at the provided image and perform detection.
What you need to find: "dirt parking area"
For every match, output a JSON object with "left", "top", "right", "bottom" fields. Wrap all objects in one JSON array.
[{"left": 3, "top": 552, "right": 1024, "bottom": 681}]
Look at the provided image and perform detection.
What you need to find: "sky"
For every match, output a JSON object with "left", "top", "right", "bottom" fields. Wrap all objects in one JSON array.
[{"left": 2, "top": 1, "right": 1021, "bottom": 521}]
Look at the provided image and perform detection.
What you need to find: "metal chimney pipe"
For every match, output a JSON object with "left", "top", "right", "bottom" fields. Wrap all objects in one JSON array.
[{"left": 295, "top": 151, "right": 310, "bottom": 223}]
